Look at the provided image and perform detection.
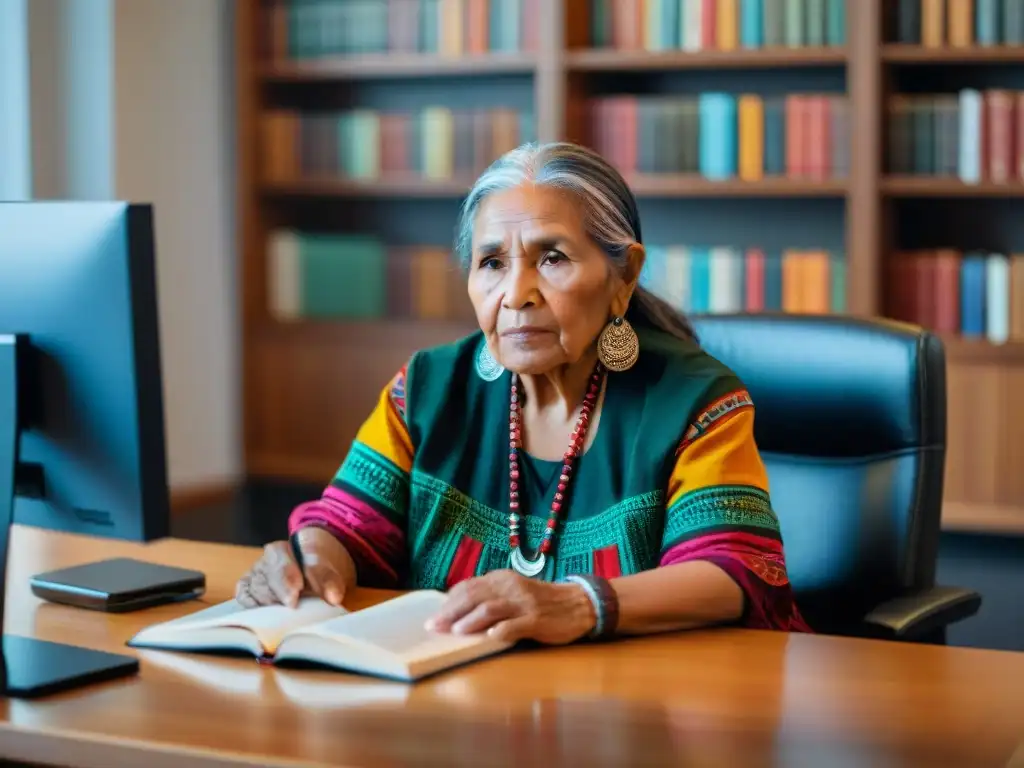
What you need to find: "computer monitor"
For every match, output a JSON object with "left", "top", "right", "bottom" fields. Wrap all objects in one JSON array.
[{"left": 0, "top": 201, "right": 170, "bottom": 697}]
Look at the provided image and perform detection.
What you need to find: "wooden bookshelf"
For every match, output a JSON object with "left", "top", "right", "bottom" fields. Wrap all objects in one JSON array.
[
  {"left": 235, "top": 0, "right": 1024, "bottom": 534},
  {"left": 261, "top": 53, "right": 537, "bottom": 81},
  {"left": 261, "top": 176, "right": 848, "bottom": 200},
  {"left": 882, "top": 44, "right": 1024, "bottom": 64},
  {"left": 882, "top": 177, "right": 1024, "bottom": 197},
  {"left": 565, "top": 47, "right": 847, "bottom": 71},
  {"left": 625, "top": 175, "right": 847, "bottom": 197},
  {"left": 942, "top": 336, "right": 1024, "bottom": 365},
  {"left": 943, "top": 502, "right": 1024, "bottom": 535},
  {"left": 261, "top": 178, "right": 476, "bottom": 198}
]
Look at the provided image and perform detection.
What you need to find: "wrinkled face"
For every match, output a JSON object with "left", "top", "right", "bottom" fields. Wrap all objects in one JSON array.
[{"left": 467, "top": 183, "right": 640, "bottom": 375}]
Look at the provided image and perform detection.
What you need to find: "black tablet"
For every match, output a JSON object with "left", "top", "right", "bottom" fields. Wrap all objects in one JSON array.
[{"left": 30, "top": 558, "right": 206, "bottom": 613}]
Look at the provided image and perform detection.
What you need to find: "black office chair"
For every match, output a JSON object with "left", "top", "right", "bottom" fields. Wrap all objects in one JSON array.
[{"left": 689, "top": 313, "right": 981, "bottom": 644}]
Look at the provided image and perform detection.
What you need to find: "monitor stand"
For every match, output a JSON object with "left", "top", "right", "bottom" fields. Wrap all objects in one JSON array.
[{"left": 0, "top": 334, "right": 139, "bottom": 698}]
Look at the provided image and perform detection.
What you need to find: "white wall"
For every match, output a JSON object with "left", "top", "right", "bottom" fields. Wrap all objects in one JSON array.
[
  {"left": 113, "top": 0, "right": 241, "bottom": 492},
  {"left": 0, "top": 0, "right": 31, "bottom": 199},
  {"left": 9, "top": 0, "right": 240, "bottom": 494},
  {"left": 29, "top": 0, "right": 114, "bottom": 200}
]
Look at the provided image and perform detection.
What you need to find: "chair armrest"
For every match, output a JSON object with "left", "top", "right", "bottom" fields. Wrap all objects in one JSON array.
[{"left": 862, "top": 586, "right": 982, "bottom": 641}]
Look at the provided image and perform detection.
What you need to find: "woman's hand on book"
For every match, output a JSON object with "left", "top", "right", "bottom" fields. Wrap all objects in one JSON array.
[
  {"left": 235, "top": 527, "right": 355, "bottom": 609},
  {"left": 424, "top": 570, "right": 597, "bottom": 645}
]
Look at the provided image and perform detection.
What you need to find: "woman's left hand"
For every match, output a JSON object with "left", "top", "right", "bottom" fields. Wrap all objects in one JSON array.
[{"left": 426, "top": 570, "right": 597, "bottom": 644}]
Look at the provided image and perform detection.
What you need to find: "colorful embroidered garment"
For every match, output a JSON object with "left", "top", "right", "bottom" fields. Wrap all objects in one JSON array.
[{"left": 289, "top": 329, "right": 811, "bottom": 633}]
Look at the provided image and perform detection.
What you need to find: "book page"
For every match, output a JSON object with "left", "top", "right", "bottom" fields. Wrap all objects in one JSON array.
[
  {"left": 219, "top": 597, "right": 347, "bottom": 634},
  {"left": 137, "top": 597, "right": 347, "bottom": 649},
  {"left": 147, "top": 599, "right": 243, "bottom": 630},
  {"left": 302, "top": 590, "right": 496, "bottom": 660}
]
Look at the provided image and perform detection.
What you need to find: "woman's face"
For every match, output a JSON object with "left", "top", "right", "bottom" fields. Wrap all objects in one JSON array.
[{"left": 468, "top": 183, "right": 642, "bottom": 376}]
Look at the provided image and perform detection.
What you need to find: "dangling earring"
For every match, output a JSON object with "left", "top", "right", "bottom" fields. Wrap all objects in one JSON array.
[
  {"left": 597, "top": 316, "right": 639, "bottom": 372},
  {"left": 475, "top": 343, "right": 505, "bottom": 381}
]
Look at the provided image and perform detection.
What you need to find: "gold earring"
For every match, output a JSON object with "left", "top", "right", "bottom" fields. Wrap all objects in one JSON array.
[{"left": 597, "top": 316, "right": 639, "bottom": 372}]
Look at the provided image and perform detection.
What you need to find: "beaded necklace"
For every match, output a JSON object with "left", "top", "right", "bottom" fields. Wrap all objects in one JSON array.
[{"left": 507, "top": 361, "right": 606, "bottom": 578}]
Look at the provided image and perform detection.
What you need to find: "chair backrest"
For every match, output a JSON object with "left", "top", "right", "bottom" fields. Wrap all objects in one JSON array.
[{"left": 688, "top": 314, "right": 946, "bottom": 634}]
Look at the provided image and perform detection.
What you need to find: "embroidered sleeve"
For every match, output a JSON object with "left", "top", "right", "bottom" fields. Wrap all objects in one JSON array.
[
  {"left": 659, "top": 383, "right": 812, "bottom": 632},
  {"left": 288, "top": 366, "right": 412, "bottom": 588}
]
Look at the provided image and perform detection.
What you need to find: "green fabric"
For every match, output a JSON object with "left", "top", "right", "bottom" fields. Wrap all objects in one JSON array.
[
  {"left": 334, "top": 441, "right": 408, "bottom": 525},
  {"left": 662, "top": 486, "right": 778, "bottom": 550},
  {"left": 389, "top": 328, "right": 744, "bottom": 588}
]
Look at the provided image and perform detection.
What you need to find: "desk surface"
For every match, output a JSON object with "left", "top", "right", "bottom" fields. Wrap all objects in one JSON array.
[{"left": 2, "top": 525, "right": 1023, "bottom": 768}]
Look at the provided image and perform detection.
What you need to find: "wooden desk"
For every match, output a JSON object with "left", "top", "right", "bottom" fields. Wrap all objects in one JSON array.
[{"left": 2, "top": 525, "right": 1023, "bottom": 768}]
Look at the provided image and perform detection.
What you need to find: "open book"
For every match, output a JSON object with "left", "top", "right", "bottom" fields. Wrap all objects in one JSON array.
[{"left": 127, "top": 590, "right": 512, "bottom": 682}]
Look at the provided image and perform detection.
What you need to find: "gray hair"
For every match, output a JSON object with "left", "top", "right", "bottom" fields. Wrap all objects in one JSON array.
[{"left": 454, "top": 141, "right": 697, "bottom": 343}]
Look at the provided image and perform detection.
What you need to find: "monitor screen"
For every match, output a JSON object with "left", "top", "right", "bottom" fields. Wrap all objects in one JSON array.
[{"left": 0, "top": 201, "right": 169, "bottom": 542}]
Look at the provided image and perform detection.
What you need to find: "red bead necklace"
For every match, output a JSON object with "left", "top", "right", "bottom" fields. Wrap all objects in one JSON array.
[{"left": 507, "top": 362, "right": 605, "bottom": 578}]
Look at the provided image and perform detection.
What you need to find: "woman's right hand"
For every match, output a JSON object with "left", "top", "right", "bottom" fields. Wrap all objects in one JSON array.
[{"left": 234, "top": 526, "right": 355, "bottom": 609}]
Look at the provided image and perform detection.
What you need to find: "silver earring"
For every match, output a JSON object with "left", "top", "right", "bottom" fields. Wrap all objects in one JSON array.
[
  {"left": 475, "top": 343, "right": 505, "bottom": 381},
  {"left": 597, "top": 316, "right": 639, "bottom": 372}
]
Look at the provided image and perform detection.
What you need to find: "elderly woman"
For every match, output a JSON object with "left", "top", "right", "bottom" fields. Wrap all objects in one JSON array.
[{"left": 237, "top": 142, "right": 810, "bottom": 643}]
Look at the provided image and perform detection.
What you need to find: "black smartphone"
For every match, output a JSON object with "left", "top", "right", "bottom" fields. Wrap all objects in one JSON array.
[{"left": 30, "top": 557, "right": 206, "bottom": 613}]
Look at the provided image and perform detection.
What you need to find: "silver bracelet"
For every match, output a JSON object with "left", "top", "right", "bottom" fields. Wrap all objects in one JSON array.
[{"left": 562, "top": 574, "right": 619, "bottom": 640}]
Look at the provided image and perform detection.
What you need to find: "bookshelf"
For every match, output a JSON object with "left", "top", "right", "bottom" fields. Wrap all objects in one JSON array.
[
  {"left": 261, "top": 52, "right": 538, "bottom": 80},
  {"left": 564, "top": 47, "right": 848, "bottom": 69},
  {"left": 882, "top": 44, "right": 1024, "bottom": 63},
  {"left": 235, "top": 0, "right": 1024, "bottom": 534},
  {"left": 882, "top": 177, "right": 1024, "bottom": 196}
]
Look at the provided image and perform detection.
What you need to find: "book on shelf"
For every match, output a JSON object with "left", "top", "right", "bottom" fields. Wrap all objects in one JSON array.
[
  {"left": 888, "top": 90, "right": 1024, "bottom": 182},
  {"left": 888, "top": 250, "right": 1024, "bottom": 342},
  {"left": 262, "top": 0, "right": 541, "bottom": 60},
  {"left": 891, "top": 0, "right": 1024, "bottom": 47},
  {"left": 643, "top": 245, "right": 845, "bottom": 314},
  {"left": 263, "top": 107, "right": 534, "bottom": 185},
  {"left": 591, "top": 92, "right": 848, "bottom": 180},
  {"left": 268, "top": 230, "right": 476, "bottom": 322},
  {"left": 588, "top": 0, "right": 847, "bottom": 51},
  {"left": 128, "top": 591, "right": 512, "bottom": 683}
]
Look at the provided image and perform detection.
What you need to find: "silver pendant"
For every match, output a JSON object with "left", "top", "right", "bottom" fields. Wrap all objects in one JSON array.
[{"left": 510, "top": 546, "right": 546, "bottom": 578}]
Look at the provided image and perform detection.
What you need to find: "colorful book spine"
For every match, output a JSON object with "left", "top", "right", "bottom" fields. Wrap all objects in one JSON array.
[
  {"left": 891, "top": 0, "right": 1024, "bottom": 45},
  {"left": 699, "top": 93, "right": 739, "bottom": 179},
  {"left": 784, "top": 0, "right": 805, "bottom": 47},
  {"left": 689, "top": 247, "right": 712, "bottom": 312},
  {"left": 643, "top": 243, "right": 847, "bottom": 315},
  {"left": 267, "top": 231, "right": 476, "bottom": 322},
  {"left": 826, "top": 0, "right": 846, "bottom": 44},
  {"left": 709, "top": 246, "right": 745, "bottom": 311},
  {"left": 887, "top": 88, "right": 1024, "bottom": 184},
  {"left": 805, "top": 0, "right": 826, "bottom": 46},
  {"left": 589, "top": 0, "right": 845, "bottom": 49},
  {"left": 590, "top": 92, "right": 847, "bottom": 180},
  {"left": 1007, "top": 0, "right": 1024, "bottom": 44},
  {"left": 260, "top": 106, "right": 534, "bottom": 183},
  {"left": 268, "top": 231, "right": 388, "bottom": 319},
  {"left": 888, "top": 250, "right": 1024, "bottom": 342},
  {"left": 738, "top": 95, "right": 765, "bottom": 180},
  {"left": 763, "top": 0, "right": 786, "bottom": 45},
  {"left": 265, "top": 0, "right": 541, "bottom": 60},
  {"left": 740, "top": 0, "right": 764, "bottom": 47},
  {"left": 681, "top": 0, "right": 698, "bottom": 49}
]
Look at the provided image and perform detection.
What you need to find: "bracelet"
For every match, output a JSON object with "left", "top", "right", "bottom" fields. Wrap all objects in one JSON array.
[
  {"left": 290, "top": 523, "right": 339, "bottom": 571},
  {"left": 288, "top": 531, "right": 306, "bottom": 571},
  {"left": 562, "top": 574, "right": 620, "bottom": 640}
]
